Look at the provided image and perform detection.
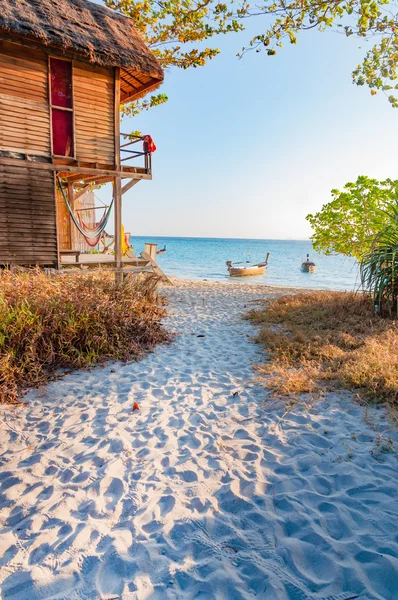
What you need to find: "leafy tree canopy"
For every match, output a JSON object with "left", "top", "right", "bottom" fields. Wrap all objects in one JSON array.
[
  {"left": 306, "top": 176, "right": 398, "bottom": 259},
  {"left": 240, "top": 1, "right": 398, "bottom": 107},
  {"left": 106, "top": 0, "right": 398, "bottom": 117},
  {"left": 106, "top": 0, "right": 243, "bottom": 117}
]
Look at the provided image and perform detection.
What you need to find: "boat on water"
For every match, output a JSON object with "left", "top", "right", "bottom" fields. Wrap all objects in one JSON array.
[
  {"left": 157, "top": 245, "right": 166, "bottom": 255},
  {"left": 226, "top": 253, "right": 270, "bottom": 277},
  {"left": 301, "top": 254, "right": 316, "bottom": 272}
]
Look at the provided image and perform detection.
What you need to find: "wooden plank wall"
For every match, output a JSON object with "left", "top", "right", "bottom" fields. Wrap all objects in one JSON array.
[
  {"left": 74, "top": 63, "right": 115, "bottom": 167},
  {"left": 0, "top": 41, "right": 51, "bottom": 156},
  {"left": 0, "top": 165, "right": 58, "bottom": 265},
  {"left": 56, "top": 188, "right": 72, "bottom": 251}
]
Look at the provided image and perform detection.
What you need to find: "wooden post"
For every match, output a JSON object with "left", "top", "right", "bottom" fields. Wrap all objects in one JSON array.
[
  {"left": 54, "top": 172, "right": 61, "bottom": 269},
  {"left": 114, "top": 67, "right": 121, "bottom": 171},
  {"left": 144, "top": 243, "right": 157, "bottom": 263},
  {"left": 67, "top": 181, "right": 75, "bottom": 251},
  {"left": 114, "top": 175, "right": 122, "bottom": 283},
  {"left": 114, "top": 67, "right": 122, "bottom": 283}
]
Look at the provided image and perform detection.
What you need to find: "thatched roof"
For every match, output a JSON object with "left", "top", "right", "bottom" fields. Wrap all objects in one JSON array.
[{"left": 0, "top": 0, "right": 164, "bottom": 102}]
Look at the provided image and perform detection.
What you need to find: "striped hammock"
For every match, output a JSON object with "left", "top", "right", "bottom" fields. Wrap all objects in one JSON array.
[{"left": 57, "top": 177, "right": 114, "bottom": 243}]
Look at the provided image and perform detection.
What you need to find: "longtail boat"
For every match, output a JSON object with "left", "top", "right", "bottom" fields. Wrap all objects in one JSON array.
[
  {"left": 301, "top": 254, "right": 316, "bottom": 272},
  {"left": 226, "top": 253, "right": 270, "bottom": 277}
]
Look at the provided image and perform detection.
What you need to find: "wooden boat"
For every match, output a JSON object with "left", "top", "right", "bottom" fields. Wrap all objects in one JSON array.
[
  {"left": 301, "top": 254, "right": 316, "bottom": 272},
  {"left": 157, "top": 245, "right": 166, "bottom": 255},
  {"left": 226, "top": 253, "right": 270, "bottom": 277}
]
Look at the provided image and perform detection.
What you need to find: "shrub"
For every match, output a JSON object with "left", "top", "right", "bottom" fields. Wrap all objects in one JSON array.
[
  {"left": 247, "top": 291, "right": 398, "bottom": 406},
  {"left": 0, "top": 270, "right": 170, "bottom": 403},
  {"left": 361, "top": 203, "right": 398, "bottom": 317}
]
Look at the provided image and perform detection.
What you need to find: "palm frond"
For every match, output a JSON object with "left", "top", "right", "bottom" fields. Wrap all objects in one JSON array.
[{"left": 360, "top": 203, "right": 398, "bottom": 316}]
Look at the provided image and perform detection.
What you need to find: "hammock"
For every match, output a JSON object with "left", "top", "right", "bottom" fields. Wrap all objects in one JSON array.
[
  {"left": 77, "top": 216, "right": 102, "bottom": 247},
  {"left": 76, "top": 210, "right": 109, "bottom": 247},
  {"left": 57, "top": 177, "right": 114, "bottom": 243}
]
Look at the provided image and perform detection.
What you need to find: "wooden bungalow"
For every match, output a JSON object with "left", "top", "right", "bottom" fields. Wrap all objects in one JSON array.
[{"left": 0, "top": 0, "right": 164, "bottom": 272}]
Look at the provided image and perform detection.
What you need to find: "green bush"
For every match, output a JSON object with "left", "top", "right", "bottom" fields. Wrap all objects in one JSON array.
[{"left": 361, "top": 204, "right": 398, "bottom": 317}]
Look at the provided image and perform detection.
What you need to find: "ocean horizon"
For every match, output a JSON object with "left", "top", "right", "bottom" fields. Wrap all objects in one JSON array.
[{"left": 130, "top": 235, "right": 360, "bottom": 291}]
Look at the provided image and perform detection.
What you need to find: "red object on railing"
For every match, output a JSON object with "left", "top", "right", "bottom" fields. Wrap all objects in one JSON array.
[{"left": 143, "top": 135, "right": 157, "bottom": 154}]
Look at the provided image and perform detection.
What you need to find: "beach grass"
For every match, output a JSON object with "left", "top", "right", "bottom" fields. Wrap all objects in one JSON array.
[
  {"left": 247, "top": 291, "right": 398, "bottom": 407},
  {"left": 0, "top": 270, "right": 170, "bottom": 403}
]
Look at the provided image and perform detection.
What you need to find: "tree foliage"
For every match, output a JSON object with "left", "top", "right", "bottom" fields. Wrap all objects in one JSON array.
[
  {"left": 306, "top": 176, "right": 398, "bottom": 259},
  {"left": 240, "top": 1, "right": 398, "bottom": 107},
  {"left": 106, "top": 0, "right": 398, "bottom": 116},
  {"left": 106, "top": 0, "right": 243, "bottom": 117}
]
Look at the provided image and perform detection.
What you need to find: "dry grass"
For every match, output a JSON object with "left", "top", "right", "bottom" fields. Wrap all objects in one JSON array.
[
  {"left": 0, "top": 270, "right": 171, "bottom": 403},
  {"left": 246, "top": 291, "right": 398, "bottom": 406}
]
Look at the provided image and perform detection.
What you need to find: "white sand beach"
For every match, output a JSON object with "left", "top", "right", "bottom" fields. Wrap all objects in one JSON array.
[{"left": 0, "top": 278, "right": 398, "bottom": 600}]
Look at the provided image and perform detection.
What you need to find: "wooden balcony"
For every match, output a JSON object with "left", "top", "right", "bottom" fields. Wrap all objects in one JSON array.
[
  {"left": 56, "top": 133, "right": 153, "bottom": 186},
  {"left": 0, "top": 134, "right": 154, "bottom": 187}
]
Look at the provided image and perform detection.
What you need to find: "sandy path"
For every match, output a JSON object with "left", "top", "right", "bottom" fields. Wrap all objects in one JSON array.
[{"left": 0, "top": 278, "right": 398, "bottom": 600}]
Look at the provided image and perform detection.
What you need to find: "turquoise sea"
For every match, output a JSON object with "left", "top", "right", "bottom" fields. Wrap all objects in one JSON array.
[{"left": 130, "top": 236, "right": 360, "bottom": 291}]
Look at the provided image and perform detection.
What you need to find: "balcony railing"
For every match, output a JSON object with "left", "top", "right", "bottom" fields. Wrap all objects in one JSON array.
[{"left": 120, "top": 133, "right": 152, "bottom": 174}]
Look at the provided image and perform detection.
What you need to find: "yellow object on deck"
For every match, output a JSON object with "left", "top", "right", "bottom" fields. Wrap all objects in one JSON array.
[{"left": 121, "top": 225, "right": 129, "bottom": 257}]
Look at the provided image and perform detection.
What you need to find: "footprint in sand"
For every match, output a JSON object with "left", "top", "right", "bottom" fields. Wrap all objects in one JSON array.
[
  {"left": 104, "top": 477, "right": 124, "bottom": 512},
  {"left": 158, "top": 495, "right": 176, "bottom": 516}
]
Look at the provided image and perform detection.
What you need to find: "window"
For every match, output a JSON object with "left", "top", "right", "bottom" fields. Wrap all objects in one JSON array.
[{"left": 50, "top": 58, "right": 74, "bottom": 157}]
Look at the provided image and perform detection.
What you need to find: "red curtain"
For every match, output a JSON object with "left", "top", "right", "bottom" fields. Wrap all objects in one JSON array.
[
  {"left": 52, "top": 109, "right": 73, "bottom": 157},
  {"left": 50, "top": 59, "right": 72, "bottom": 108}
]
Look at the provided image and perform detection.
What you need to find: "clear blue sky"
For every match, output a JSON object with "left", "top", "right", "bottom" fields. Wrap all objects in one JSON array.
[{"left": 98, "top": 2, "right": 398, "bottom": 239}]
